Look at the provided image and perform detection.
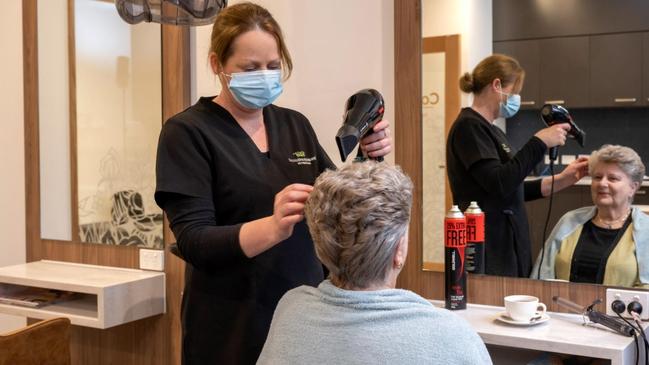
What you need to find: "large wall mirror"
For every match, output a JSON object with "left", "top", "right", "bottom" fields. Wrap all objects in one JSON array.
[
  {"left": 37, "top": 0, "right": 163, "bottom": 249},
  {"left": 417, "top": 0, "right": 649, "bottom": 291},
  {"left": 24, "top": 1, "right": 189, "bottom": 362}
]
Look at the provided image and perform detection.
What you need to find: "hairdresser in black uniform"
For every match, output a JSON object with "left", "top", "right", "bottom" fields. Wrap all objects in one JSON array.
[
  {"left": 446, "top": 54, "right": 589, "bottom": 277},
  {"left": 154, "top": 3, "right": 391, "bottom": 365}
]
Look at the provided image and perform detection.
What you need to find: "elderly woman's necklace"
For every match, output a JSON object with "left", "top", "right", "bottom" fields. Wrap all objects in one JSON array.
[{"left": 594, "top": 209, "right": 632, "bottom": 229}]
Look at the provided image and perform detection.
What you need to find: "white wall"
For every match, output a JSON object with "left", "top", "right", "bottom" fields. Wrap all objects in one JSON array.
[
  {"left": 0, "top": 0, "right": 27, "bottom": 332},
  {"left": 422, "top": 0, "right": 493, "bottom": 108},
  {"left": 38, "top": 0, "right": 72, "bottom": 240},
  {"left": 191, "top": 0, "right": 395, "bottom": 165}
]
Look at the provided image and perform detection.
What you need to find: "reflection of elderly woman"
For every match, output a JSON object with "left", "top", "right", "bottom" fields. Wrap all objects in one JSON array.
[
  {"left": 257, "top": 162, "right": 491, "bottom": 364},
  {"left": 533, "top": 145, "right": 649, "bottom": 286}
]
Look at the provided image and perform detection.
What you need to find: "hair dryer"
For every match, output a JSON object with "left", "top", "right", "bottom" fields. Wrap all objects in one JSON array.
[
  {"left": 116, "top": 0, "right": 227, "bottom": 26},
  {"left": 540, "top": 104, "right": 586, "bottom": 161},
  {"left": 335, "top": 89, "right": 385, "bottom": 162},
  {"left": 554, "top": 296, "right": 636, "bottom": 337}
]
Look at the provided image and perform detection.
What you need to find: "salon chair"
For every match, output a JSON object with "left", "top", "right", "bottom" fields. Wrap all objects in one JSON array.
[{"left": 0, "top": 317, "right": 71, "bottom": 365}]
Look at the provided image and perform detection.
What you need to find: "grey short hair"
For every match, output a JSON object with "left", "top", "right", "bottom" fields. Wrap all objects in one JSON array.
[
  {"left": 589, "top": 145, "right": 645, "bottom": 184},
  {"left": 304, "top": 162, "right": 413, "bottom": 289}
]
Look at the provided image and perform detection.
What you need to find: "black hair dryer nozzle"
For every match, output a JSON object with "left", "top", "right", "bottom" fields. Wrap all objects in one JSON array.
[
  {"left": 540, "top": 104, "right": 586, "bottom": 161},
  {"left": 335, "top": 89, "right": 385, "bottom": 162}
]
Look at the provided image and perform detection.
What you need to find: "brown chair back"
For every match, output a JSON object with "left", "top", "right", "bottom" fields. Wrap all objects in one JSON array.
[{"left": 0, "top": 317, "right": 71, "bottom": 365}]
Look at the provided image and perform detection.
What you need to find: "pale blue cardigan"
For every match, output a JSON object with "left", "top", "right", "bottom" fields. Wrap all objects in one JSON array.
[
  {"left": 258, "top": 280, "right": 492, "bottom": 365},
  {"left": 531, "top": 206, "right": 649, "bottom": 283}
]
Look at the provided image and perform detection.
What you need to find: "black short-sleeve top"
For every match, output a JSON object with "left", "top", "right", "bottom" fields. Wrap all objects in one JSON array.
[
  {"left": 446, "top": 108, "right": 546, "bottom": 277},
  {"left": 155, "top": 97, "right": 335, "bottom": 364}
]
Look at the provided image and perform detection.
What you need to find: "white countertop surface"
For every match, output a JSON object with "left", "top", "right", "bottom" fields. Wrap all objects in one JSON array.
[
  {"left": 431, "top": 300, "right": 641, "bottom": 364},
  {"left": 0, "top": 260, "right": 162, "bottom": 293}
]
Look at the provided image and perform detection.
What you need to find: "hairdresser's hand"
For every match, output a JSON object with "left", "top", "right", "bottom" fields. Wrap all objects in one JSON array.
[
  {"left": 535, "top": 123, "right": 570, "bottom": 148},
  {"left": 271, "top": 184, "right": 313, "bottom": 242},
  {"left": 239, "top": 184, "right": 313, "bottom": 258},
  {"left": 559, "top": 156, "right": 589, "bottom": 185},
  {"left": 360, "top": 119, "right": 392, "bottom": 158},
  {"left": 542, "top": 156, "right": 589, "bottom": 196}
]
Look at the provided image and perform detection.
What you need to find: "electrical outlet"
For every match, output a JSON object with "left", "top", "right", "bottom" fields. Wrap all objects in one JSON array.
[
  {"left": 139, "top": 249, "right": 165, "bottom": 271},
  {"left": 606, "top": 288, "right": 649, "bottom": 320}
]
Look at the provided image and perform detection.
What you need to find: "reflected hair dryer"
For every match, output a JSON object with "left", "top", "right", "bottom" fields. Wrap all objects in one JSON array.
[
  {"left": 540, "top": 104, "right": 586, "bottom": 161},
  {"left": 335, "top": 89, "right": 385, "bottom": 162}
]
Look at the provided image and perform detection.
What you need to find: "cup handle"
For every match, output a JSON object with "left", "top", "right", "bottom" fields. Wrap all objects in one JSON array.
[{"left": 537, "top": 303, "right": 547, "bottom": 315}]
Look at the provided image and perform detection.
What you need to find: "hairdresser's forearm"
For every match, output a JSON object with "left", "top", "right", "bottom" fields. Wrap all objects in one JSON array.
[
  {"left": 540, "top": 174, "right": 574, "bottom": 197},
  {"left": 239, "top": 217, "right": 285, "bottom": 258}
]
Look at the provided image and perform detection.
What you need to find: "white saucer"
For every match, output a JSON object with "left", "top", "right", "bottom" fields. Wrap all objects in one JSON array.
[{"left": 495, "top": 311, "right": 550, "bottom": 326}]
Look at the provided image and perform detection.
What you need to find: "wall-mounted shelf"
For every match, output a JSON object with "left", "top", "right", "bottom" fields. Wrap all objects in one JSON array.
[{"left": 0, "top": 260, "right": 165, "bottom": 329}]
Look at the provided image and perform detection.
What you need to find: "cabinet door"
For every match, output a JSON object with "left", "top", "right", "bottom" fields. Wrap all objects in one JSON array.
[
  {"left": 635, "top": 185, "right": 649, "bottom": 205},
  {"left": 643, "top": 33, "right": 649, "bottom": 106},
  {"left": 494, "top": 0, "right": 649, "bottom": 42},
  {"left": 539, "top": 37, "right": 590, "bottom": 108},
  {"left": 590, "top": 33, "right": 642, "bottom": 107},
  {"left": 494, "top": 40, "right": 540, "bottom": 109}
]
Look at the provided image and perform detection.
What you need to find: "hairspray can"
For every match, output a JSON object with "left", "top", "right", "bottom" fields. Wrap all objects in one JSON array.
[
  {"left": 465, "top": 201, "right": 485, "bottom": 274},
  {"left": 445, "top": 205, "right": 467, "bottom": 310}
]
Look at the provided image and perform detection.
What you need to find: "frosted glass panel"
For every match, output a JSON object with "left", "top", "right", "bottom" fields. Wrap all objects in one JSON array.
[
  {"left": 422, "top": 52, "right": 446, "bottom": 267},
  {"left": 38, "top": 0, "right": 72, "bottom": 241},
  {"left": 75, "top": 1, "right": 162, "bottom": 248}
]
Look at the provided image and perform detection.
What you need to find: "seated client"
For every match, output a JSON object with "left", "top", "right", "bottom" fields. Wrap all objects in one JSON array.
[
  {"left": 257, "top": 162, "right": 491, "bottom": 364},
  {"left": 532, "top": 145, "right": 649, "bottom": 287}
]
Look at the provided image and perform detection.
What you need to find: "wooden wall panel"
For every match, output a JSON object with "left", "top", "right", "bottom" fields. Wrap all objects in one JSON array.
[
  {"left": 161, "top": 21, "right": 191, "bottom": 365},
  {"left": 68, "top": 0, "right": 79, "bottom": 243},
  {"left": 23, "top": 0, "right": 41, "bottom": 262},
  {"left": 22, "top": 1, "right": 190, "bottom": 364},
  {"left": 394, "top": 0, "right": 423, "bottom": 297},
  {"left": 394, "top": 0, "right": 608, "bottom": 313}
]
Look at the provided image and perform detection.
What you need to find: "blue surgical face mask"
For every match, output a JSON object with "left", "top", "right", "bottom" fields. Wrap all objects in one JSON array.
[
  {"left": 497, "top": 87, "right": 521, "bottom": 119},
  {"left": 224, "top": 69, "right": 283, "bottom": 109}
]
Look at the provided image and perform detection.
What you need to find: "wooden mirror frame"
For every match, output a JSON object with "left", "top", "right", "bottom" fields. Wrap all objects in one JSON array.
[
  {"left": 420, "top": 34, "right": 460, "bottom": 272},
  {"left": 23, "top": 0, "right": 188, "bottom": 363},
  {"left": 394, "top": 0, "right": 607, "bottom": 312}
]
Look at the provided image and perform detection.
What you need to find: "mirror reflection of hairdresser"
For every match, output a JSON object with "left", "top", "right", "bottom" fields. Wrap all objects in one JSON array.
[
  {"left": 445, "top": 55, "right": 589, "bottom": 278},
  {"left": 258, "top": 162, "right": 492, "bottom": 365},
  {"left": 532, "top": 145, "right": 649, "bottom": 287},
  {"left": 153, "top": 3, "right": 392, "bottom": 365}
]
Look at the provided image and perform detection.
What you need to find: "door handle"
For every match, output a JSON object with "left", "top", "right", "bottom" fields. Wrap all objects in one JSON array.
[
  {"left": 544, "top": 100, "right": 565, "bottom": 105},
  {"left": 614, "top": 98, "right": 637, "bottom": 103}
]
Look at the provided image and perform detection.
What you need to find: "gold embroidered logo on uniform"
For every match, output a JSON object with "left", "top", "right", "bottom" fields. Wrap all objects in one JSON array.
[{"left": 288, "top": 150, "right": 316, "bottom": 165}]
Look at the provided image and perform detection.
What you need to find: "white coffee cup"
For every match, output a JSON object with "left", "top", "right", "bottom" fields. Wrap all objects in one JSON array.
[{"left": 504, "top": 295, "right": 547, "bottom": 322}]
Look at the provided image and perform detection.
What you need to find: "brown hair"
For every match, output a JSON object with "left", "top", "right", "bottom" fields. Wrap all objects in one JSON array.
[
  {"left": 459, "top": 54, "right": 525, "bottom": 94},
  {"left": 209, "top": 2, "right": 293, "bottom": 78}
]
